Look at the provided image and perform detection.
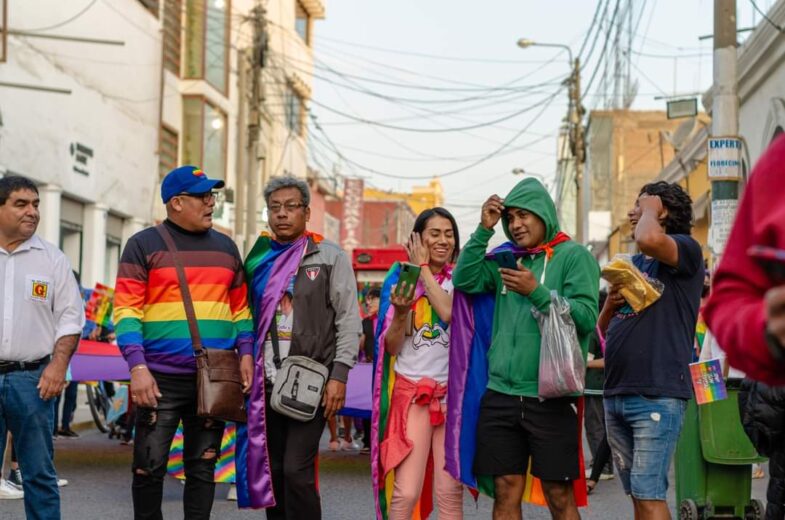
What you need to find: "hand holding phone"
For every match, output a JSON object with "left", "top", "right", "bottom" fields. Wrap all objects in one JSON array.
[{"left": 394, "top": 263, "right": 421, "bottom": 297}]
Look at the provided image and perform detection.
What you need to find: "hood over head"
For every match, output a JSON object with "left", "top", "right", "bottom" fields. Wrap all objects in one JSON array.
[{"left": 501, "top": 177, "right": 560, "bottom": 243}]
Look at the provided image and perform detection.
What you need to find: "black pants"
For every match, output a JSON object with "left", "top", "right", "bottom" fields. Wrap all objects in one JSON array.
[
  {"left": 265, "top": 383, "right": 327, "bottom": 520},
  {"left": 131, "top": 372, "right": 224, "bottom": 520},
  {"left": 585, "top": 395, "right": 613, "bottom": 475}
]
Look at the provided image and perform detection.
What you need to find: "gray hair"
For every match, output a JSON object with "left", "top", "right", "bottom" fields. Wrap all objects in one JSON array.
[{"left": 263, "top": 175, "right": 310, "bottom": 207}]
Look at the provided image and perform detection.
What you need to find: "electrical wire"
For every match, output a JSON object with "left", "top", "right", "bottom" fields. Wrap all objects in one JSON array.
[
  {"left": 307, "top": 87, "right": 564, "bottom": 181},
  {"left": 17, "top": 0, "right": 99, "bottom": 32},
  {"left": 749, "top": 0, "right": 784, "bottom": 31}
]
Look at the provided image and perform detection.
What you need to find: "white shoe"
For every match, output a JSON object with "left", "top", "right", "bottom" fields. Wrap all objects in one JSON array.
[
  {"left": 0, "top": 479, "right": 23, "bottom": 499},
  {"left": 57, "top": 478, "right": 68, "bottom": 488},
  {"left": 599, "top": 473, "right": 615, "bottom": 480},
  {"left": 226, "top": 484, "right": 237, "bottom": 501},
  {"left": 340, "top": 439, "right": 359, "bottom": 451}
]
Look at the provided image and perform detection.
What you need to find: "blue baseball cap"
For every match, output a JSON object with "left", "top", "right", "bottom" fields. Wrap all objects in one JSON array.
[{"left": 161, "top": 165, "right": 225, "bottom": 203}]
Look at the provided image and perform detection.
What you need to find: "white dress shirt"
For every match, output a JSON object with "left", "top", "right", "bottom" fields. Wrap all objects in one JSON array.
[{"left": 0, "top": 235, "right": 85, "bottom": 362}]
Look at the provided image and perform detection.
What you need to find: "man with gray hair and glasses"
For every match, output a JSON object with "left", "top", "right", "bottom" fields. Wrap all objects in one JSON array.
[{"left": 237, "top": 175, "right": 360, "bottom": 518}]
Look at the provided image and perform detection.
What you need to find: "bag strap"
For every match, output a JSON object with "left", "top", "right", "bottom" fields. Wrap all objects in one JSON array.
[
  {"left": 155, "top": 224, "right": 203, "bottom": 354},
  {"left": 269, "top": 317, "right": 282, "bottom": 369}
]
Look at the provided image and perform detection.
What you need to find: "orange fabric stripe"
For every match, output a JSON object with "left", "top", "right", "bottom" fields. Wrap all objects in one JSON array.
[{"left": 146, "top": 283, "right": 232, "bottom": 304}]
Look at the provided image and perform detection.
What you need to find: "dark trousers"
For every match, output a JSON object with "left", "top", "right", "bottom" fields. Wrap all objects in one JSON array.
[
  {"left": 768, "top": 451, "right": 785, "bottom": 520},
  {"left": 131, "top": 372, "right": 224, "bottom": 520},
  {"left": 585, "top": 395, "right": 613, "bottom": 474},
  {"left": 53, "top": 381, "right": 78, "bottom": 431},
  {"left": 265, "top": 383, "right": 327, "bottom": 520}
]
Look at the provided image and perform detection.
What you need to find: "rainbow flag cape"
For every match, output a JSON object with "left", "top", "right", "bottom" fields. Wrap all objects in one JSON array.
[
  {"left": 372, "top": 263, "right": 456, "bottom": 520},
  {"left": 235, "top": 232, "right": 320, "bottom": 509},
  {"left": 168, "top": 422, "right": 237, "bottom": 483},
  {"left": 85, "top": 283, "right": 115, "bottom": 328},
  {"left": 444, "top": 243, "right": 588, "bottom": 509},
  {"left": 689, "top": 359, "right": 728, "bottom": 405}
]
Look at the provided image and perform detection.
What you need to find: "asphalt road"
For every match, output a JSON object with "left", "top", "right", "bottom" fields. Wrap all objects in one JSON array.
[{"left": 0, "top": 425, "right": 771, "bottom": 520}]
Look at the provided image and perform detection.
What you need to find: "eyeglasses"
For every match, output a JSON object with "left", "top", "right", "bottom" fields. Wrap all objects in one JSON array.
[
  {"left": 268, "top": 202, "right": 307, "bottom": 213},
  {"left": 178, "top": 191, "right": 217, "bottom": 203}
]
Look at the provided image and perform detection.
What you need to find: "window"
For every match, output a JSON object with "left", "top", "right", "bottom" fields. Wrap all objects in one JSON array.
[
  {"left": 182, "top": 96, "right": 227, "bottom": 180},
  {"left": 185, "top": 0, "right": 230, "bottom": 93},
  {"left": 138, "top": 0, "right": 160, "bottom": 17},
  {"left": 105, "top": 214, "right": 123, "bottom": 285},
  {"left": 295, "top": 1, "right": 310, "bottom": 45},
  {"left": 163, "top": 0, "right": 182, "bottom": 75},
  {"left": 60, "top": 198, "right": 85, "bottom": 276},
  {"left": 285, "top": 87, "right": 304, "bottom": 136},
  {"left": 159, "top": 124, "right": 179, "bottom": 178}
]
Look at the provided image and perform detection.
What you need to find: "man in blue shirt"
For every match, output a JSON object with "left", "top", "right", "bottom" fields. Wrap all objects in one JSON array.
[{"left": 598, "top": 181, "right": 705, "bottom": 520}]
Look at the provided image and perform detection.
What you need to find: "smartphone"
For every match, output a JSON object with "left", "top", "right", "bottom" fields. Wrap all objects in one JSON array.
[
  {"left": 494, "top": 251, "right": 519, "bottom": 270},
  {"left": 394, "top": 263, "right": 421, "bottom": 297},
  {"left": 748, "top": 245, "right": 785, "bottom": 283}
]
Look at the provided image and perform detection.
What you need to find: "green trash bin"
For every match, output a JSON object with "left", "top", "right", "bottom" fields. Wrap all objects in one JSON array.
[{"left": 675, "top": 379, "right": 767, "bottom": 519}]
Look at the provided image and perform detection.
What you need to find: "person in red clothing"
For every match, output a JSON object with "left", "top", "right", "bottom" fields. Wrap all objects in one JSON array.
[{"left": 704, "top": 134, "right": 785, "bottom": 386}]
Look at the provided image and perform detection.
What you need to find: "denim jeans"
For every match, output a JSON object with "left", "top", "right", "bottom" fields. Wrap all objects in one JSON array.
[
  {"left": 604, "top": 395, "right": 687, "bottom": 500},
  {"left": 53, "top": 380, "right": 78, "bottom": 431},
  {"left": 0, "top": 363, "right": 59, "bottom": 520},
  {"left": 131, "top": 372, "right": 225, "bottom": 520}
]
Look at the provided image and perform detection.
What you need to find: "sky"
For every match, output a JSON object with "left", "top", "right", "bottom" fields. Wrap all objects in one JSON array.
[{"left": 303, "top": 0, "right": 771, "bottom": 242}]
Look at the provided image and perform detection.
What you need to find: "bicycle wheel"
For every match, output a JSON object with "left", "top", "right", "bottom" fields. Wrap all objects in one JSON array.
[{"left": 86, "top": 384, "right": 110, "bottom": 433}]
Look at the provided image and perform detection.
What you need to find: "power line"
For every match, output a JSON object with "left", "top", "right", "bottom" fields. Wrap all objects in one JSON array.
[
  {"left": 749, "top": 0, "right": 784, "bottom": 31},
  {"left": 308, "top": 87, "right": 564, "bottom": 181},
  {"left": 16, "top": 0, "right": 99, "bottom": 32}
]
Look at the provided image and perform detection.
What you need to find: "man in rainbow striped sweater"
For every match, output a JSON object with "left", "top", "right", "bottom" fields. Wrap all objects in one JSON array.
[{"left": 113, "top": 165, "right": 254, "bottom": 519}]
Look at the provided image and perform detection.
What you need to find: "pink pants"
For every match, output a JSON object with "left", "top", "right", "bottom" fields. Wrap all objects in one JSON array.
[{"left": 388, "top": 401, "right": 464, "bottom": 519}]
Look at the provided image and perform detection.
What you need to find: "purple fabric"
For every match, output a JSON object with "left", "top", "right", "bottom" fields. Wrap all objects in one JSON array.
[
  {"left": 444, "top": 292, "right": 473, "bottom": 481},
  {"left": 68, "top": 354, "right": 130, "bottom": 381},
  {"left": 244, "top": 236, "right": 308, "bottom": 509},
  {"left": 342, "top": 362, "right": 373, "bottom": 416}
]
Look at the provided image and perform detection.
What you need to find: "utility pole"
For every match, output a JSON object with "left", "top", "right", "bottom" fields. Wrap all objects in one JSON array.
[
  {"left": 708, "top": 0, "right": 740, "bottom": 265},
  {"left": 570, "top": 57, "right": 586, "bottom": 244},
  {"left": 244, "top": 4, "right": 267, "bottom": 251}
]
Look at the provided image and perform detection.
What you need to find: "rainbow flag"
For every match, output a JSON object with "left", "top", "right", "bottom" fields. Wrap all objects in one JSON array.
[
  {"left": 371, "top": 262, "right": 434, "bottom": 520},
  {"left": 689, "top": 359, "right": 728, "bottom": 405},
  {"left": 168, "top": 423, "right": 237, "bottom": 483},
  {"left": 235, "top": 232, "right": 322, "bottom": 510},
  {"left": 85, "top": 283, "right": 115, "bottom": 328}
]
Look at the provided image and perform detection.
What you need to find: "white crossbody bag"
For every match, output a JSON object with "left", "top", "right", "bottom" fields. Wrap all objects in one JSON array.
[{"left": 268, "top": 322, "right": 329, "bottom": 422}]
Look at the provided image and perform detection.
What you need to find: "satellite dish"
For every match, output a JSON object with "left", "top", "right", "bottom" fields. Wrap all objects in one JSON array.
[{"left": 663, "top": 117, "right": 697, "bottom": 152}]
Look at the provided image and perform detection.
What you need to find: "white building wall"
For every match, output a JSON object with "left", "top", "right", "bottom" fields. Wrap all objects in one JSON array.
[{"left": 0, "top": 1, "right": 161, "bottom": 286}]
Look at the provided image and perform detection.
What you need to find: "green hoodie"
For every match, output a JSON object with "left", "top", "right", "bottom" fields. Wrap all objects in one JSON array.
[{"left": 452, "top": 178, "right": 600, "bottom": 397}]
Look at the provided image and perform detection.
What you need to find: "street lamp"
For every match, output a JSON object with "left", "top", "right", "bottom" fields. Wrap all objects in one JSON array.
[
  {"left": 516, "top": 38, "right": 573, "bottom": 68},
  {"left": 511, "top": 168, "right": 551, "bottom": 192},
  {"left": 517, "top": 37, "right": 585, "bottom": 243}
]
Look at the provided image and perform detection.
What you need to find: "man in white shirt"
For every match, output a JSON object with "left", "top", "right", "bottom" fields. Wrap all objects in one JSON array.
[{"left": 0, "top": 176, "right": 84, "bottom": 520}]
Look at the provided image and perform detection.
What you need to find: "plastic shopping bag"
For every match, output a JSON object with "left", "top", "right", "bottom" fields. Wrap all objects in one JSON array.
[{"left": 532, "top": 291, "right": 586, "bottom": 399}]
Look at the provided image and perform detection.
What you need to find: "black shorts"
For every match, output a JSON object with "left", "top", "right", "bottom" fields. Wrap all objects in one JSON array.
[{"left": 473, "top": 389, "right": 579, "bottom": 481}]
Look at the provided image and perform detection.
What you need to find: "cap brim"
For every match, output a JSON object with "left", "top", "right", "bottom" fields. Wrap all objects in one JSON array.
[{"left": 185, "top": 178, "right": 225, "bottom": 194}]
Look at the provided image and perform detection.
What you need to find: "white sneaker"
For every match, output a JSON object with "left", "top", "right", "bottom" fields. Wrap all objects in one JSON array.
[
  {"left": 57, "top": 478, "right": 68, "bottom": 488},
  {"left": 599, "top": 473, "right": 615, "bottom": 480},
  {"left": 340, "top": 439, "right": 359, "bottom": 451},
  {"left": 226, "top": 484, "right": 237, "bottom": 501},
  {"left": 0, "top": 479, "right": 23, "bottom": 499}
]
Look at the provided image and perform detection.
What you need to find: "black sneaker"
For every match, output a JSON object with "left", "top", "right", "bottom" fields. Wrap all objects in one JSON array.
[
  {"left": 57, "top": 429, "right": 79, "bottom": 438},
  {"left": 7, "top": 468, "right": 22, "bottom": 490}
]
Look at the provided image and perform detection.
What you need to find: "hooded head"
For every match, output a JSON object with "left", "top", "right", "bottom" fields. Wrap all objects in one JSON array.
[{"left": 501, "top": 178, "right": 560, "bottom": 248}]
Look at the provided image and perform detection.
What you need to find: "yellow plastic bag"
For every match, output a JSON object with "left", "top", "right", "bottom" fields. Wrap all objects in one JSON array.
[{"left": 601, "top": 255, "right": 663, "bottom": 312}]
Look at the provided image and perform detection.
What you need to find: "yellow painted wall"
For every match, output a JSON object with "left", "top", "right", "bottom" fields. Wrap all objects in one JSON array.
[{"left": 364, "top": 179, "right": 444, "bottom": 216}]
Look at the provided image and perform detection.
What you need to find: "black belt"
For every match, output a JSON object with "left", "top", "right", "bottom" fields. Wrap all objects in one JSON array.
[{"left": 0, "top": 356, "right": 50, "bottom": 375}]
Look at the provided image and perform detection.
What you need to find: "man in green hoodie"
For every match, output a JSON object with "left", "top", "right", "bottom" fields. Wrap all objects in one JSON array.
[{"left": 453, "top": 178, "right": 600, "bottom": 520}]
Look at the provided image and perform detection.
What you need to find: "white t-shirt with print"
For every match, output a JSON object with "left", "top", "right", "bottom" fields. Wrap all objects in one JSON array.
[{"left": 393, "top": 278, "right": 453, "bottom": 384}]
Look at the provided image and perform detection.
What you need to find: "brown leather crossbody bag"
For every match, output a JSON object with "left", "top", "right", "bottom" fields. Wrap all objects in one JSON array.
[{"left": 156, "top": 224, "right": 247, "bottom": 423}]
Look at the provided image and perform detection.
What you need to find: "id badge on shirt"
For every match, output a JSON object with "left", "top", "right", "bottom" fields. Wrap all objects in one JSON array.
[{"left": 25, "top": 275, "right": 53, "bottom": 305}]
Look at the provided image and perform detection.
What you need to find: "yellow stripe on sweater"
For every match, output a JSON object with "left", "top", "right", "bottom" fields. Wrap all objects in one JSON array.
[{"left": 141, "top": 301, "right": 234, "bottom": 322}]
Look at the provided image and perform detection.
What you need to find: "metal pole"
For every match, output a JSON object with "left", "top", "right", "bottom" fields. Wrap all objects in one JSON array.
[
  {"left": 572, "top": 57, "right": 586, "bottom": 243},
  {"left": 709, "top": 0, "right": 739, "bottom": 264},
  {"left": 245, "top": 4, "right": 265, "bottom": 249}
]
